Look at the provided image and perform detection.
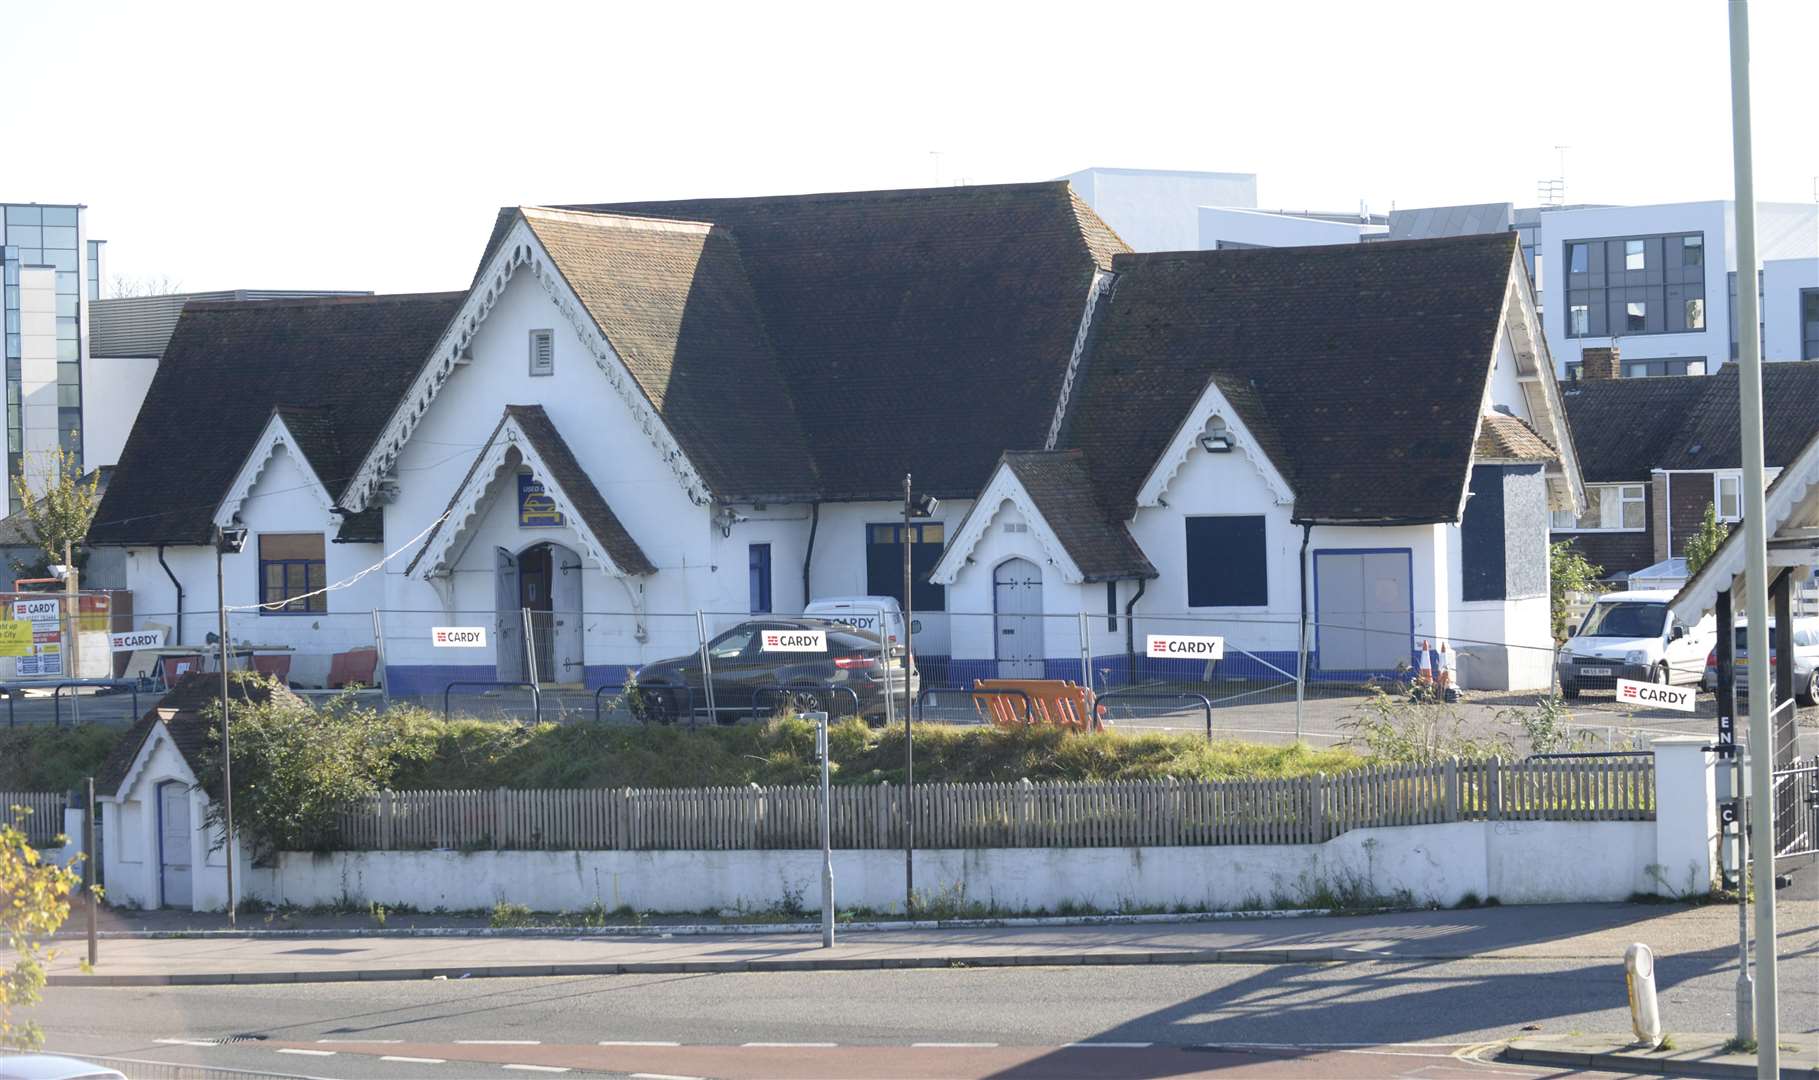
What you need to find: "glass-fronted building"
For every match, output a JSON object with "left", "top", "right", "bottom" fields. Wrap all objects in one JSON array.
[{"left": 1, "top": 202, "right": 96, "bottom": 511}]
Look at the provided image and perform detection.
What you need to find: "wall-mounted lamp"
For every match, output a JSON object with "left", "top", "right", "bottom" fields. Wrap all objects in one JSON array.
[
  {"left": 712, "top": 505, "right": 748, "bottom": 538},
  {"left": 1198, "top": 417, "right": 1235, "bottom": 453}
]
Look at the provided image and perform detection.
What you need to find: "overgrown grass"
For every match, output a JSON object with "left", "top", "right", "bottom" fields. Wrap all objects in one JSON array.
[{"left": 0, "top": 725, "right": 123, "bottom": 791}]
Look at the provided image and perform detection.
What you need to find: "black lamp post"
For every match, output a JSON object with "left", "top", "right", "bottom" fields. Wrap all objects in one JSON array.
[
  {"left": 214, "top": 524, "right": 247, "bottom": 927},
  {"left": 900, "top": 475, "right": 937, "bottom": 914}
]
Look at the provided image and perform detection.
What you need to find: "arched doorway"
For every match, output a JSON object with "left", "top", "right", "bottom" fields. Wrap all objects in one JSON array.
[
  {"left": 497, "top": 540, "right": 584, "bottom": 686},
  {"left": 993, "top": 557, "right": 1043, "bottom": 678}
]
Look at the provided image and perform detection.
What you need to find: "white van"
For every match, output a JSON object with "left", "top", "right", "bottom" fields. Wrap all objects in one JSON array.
[
  {"left": 803, "top": 596, "right": 909, "bottom": 649},
  {"left": 1556, "top": 588, "right": 1716, "bottom": 698}
]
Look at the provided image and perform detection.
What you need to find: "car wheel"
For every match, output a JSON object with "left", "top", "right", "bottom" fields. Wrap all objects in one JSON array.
[
  {"left": 630, "top": 686, "right": 676, "bottom": 725},
  {"left": 1803, "top": 669, "right": 1819, "bottom": 707},
  {"left": 1652, "top": 663, "right": 1670, "bottom": 685}
]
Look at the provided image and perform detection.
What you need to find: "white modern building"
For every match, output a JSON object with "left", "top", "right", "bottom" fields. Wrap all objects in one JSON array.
[{"left": 1062, "top": 167, "right": 1257, "bottom": 252}]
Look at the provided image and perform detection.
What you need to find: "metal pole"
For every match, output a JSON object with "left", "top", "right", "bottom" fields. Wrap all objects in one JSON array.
[
  {"left": 84, "top": 775, "right": 96, "bottom": 968},
  {"left": 1077, "top": 611, "right": 1091, "bottom": 691},
  {"left": 900, "top": 477, "right": 915, "bottom": 917},
  {"left": 815, "top": 709, "right": 834, "bottom": 948},
  {"left": 1297, "top": 524, "right": 1310, "bottom": 743},
  {"left": 695, "top": 610, "right": 715, "bottom": 726},
  {"left": 216, "top": 540, "right": 235, "bottom": 929},
  {"left": 1727, "top": 4, "right": 1778, "bottom": 1072},
  {"left": 1735, "top": 755, "right": 1754, "bottom": 1044},
  {"left": 371, "top": 610, "right": 390, "bottom": 707}
]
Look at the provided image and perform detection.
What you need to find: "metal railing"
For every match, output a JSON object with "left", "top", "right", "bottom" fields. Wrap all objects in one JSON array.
[
  {"left": 914, "top": 685, "right": 1035, "bottom": 725},
  {"left": 1097, "top": 690, "right": 1215, "bottom": 741},
  {"left": 442, "top": 681, "right": 541, "bottom": 724},
  {"left": 751, "top": 684, "right": 862, "bottom": 723}
]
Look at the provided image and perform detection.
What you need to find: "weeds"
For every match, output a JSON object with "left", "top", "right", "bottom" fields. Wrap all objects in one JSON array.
[
  {"left": 488, "top": 902, "right": 534, "bottom": 928},
  {"left": 1722, "top": 1036, "right": 1757, "bottom": 1055}
]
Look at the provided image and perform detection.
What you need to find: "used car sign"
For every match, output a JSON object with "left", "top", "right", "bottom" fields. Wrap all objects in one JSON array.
[
  {"left": 431, "top": 626, "right": 488, "bottom": 648},
  {"left": 762, "top": 629, "right": 826, "bottom": 652},
  {"left": 1146, "top": 634, "right": 1225, "bottom": 659},
  {"left": 1616, "top": 678, "right": 1695, "bottom": 712}
]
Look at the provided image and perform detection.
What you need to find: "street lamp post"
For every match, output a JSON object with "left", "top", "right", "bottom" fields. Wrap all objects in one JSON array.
[
  {"left": 899, "top": 475, "right": 938, "bottom": 916},
  {"left": 214, "top": 525, "right": 247, "bottom": 929}
]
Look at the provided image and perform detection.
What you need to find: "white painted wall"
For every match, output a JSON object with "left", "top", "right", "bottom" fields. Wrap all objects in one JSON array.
[
  {"left": 1763, "top": 257, "right": 1817, "bottom": 361},
  {"left": 1197, "top": 207, "right": 1382, "bottom": 250},
  {"left": 120, "top": 443, "right": 383, "bottom": 685},
  {"left": 98, "top": 725, "right": 245, "bottom": 913},
  {"left": 1064, "top": 167, "right": 1258, "bottom": 253},
  {"left": 251, "top": 819, "right": 1659, "bottom": 914},
  {"left": 81, "top": 354, "right": 158, "bottom": 469}
]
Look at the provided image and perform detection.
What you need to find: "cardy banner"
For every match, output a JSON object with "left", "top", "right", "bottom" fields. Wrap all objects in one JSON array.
[
  {"left": 1147, "top": 634, "right": 1225, "bottom": 660},
  {"left": 432, "top": 626, "right": 488, "bottom": 648},
  {"left": 762, "top": 629, "right": 826, "bottom": 652},
  {"left": 1616, "top": 678, "right": 1696, "bottom": 712},
  {"left": 109, "top": 629, "right": 165, "bottom": 652}
]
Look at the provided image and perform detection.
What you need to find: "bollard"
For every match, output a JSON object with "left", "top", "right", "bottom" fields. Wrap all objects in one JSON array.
[{"left": 1624, "top": 943, "right": 1662, "bottom": 1049}]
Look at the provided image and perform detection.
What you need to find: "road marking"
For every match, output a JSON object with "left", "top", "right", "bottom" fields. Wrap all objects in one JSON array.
[
  {"left": 276, "top": 1048, "right": 337, "bottom": 1056},
  {"left": 630, "top": 1074, "right": 705, "bottom": 1080},
  {"left": 912, "top": 1042, "right": 1000, "bottom": 1048},
  {"left": 1064, "top": 1041, "right": 1153, "bottom": 1048},
  {"left": 318, "top": 1039, "right": 403, "bottom": 1044},
  {"left": 599, "top": 1040, "right": 683, "bottom": 1046},
  {"left": 154, "top": 1038, "right": 216, "bottom": 1047},
  {"left": 458, "top": 1040, "right": 542, "bottom": 1045},
  {"left": 501, "top": 1066, "right": 568, "bottom": 1073},
  {"left": 381, "top": 1056, "right": 447, "bottom": 1064},
  {"left": 741, "top": 1041, "right": 837, "bottom": 1047}
]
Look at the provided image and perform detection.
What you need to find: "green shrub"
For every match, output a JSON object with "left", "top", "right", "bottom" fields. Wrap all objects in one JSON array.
[{"left": 0, "top": 726, "right": 124, "bottom": 792}]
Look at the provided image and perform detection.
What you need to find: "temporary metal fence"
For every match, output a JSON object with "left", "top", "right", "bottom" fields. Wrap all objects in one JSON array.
[
  {"left": 322, "top": 755, "right": 1653, "bottom": 853},
  {"left": 2, "top": 790, "right": 69, "bottom": 845},
  {"left": 1771, "top": 757, "right": 1817, "bottom": 860}
]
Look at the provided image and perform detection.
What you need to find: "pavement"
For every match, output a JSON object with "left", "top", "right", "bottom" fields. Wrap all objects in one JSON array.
[{"left": 1505, "top": 1032, "right": 1819, "bottom": 1078}]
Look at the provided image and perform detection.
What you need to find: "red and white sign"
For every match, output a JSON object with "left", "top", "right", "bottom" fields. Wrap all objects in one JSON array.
[
  {"left": 110, "top": 629, "right": 165, "bottom": 652},
  {"left": 432, "top": 626, "right": 488, "bottom": 648},
  {"left": 1147, "top": 634, "right": 1225, "bottom": 659},
  {"left": 12, "top": 598, "right": 59, "bottom": 624},
  {"left": 762, "top": 629, "right": 826, "bottom": 652},
  {"left": 1616, "top": 678, "right": 1695, "bottom": 712}
]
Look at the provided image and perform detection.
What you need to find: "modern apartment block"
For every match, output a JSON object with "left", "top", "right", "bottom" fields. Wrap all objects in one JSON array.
[
  {"left": 2, "top": 202, "right": 101, "bottom": 508},
  {"left": 1062, "top": 167, "right": 1258, "bottom": 252}
]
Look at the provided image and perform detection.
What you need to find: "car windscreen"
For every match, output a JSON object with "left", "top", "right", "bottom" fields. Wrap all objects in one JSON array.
[
  {"left": 827, "top": 629, "right": 881, "bottom": 654},
  {"left": 1578, "top": 602, "right": 1666, "bottom": 639}
]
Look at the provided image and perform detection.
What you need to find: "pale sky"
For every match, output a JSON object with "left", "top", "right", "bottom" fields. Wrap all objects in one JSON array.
[{"left": 4, "top": 0, "right": 1814, "bottom": 295}]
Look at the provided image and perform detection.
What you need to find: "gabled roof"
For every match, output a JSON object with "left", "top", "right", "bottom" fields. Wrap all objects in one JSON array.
[
  {"left": 475, "top": 182, "right": 1126, "bottom": 500},
  {"left": 89, "top": 289, "right": 373, "bottom": 359},
  {"left": 1562, "top": 361, "right": 1819, "bottom": 482},
  {"left": 406, "top": 405, "right": 655, "bottom": 578},
  {"left": 95, "top": 673, "right": 303, "bottom": 800},
  {"left": 519, "top": 208, "right": 818, "bottom": 501},
  {"left": 1673, "top": 421, "right": 1819, "bottom": 625},
  {"left": 1059, "top": 233, "right": 1527, "bottom": 524},
  {"left": 1474, "top": 412, "right": 1558, "bottom": 463},
  {"left": 1002, "top": 451, "right": 1157, "bottom": 581},
  {"left": 90, "top": 292, "right": 464, "bottom": 547}
]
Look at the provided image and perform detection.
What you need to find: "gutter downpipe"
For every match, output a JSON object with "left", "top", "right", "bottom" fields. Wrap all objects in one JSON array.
[
  {"left": 1297, "top": 523, "right": 1311, "bottom": 743},
  {"left": 1122, "top": 576, "right": 1146, "bottom": 687},
  {"left": 802, "top": 502, "right": 819, "bottom": 605},
  {"left": 157, "top": 545, "right": 184, "bottom": 646}
]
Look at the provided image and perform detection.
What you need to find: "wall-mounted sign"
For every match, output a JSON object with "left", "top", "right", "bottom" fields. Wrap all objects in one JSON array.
[
  {"left": 12, "top": 598, "right": 59, "bottom": 624},
  {"left": 1616, "top": 678, "right": 1695, "bottom": 712},
  {"left": 762, "top": 629, "right": 826, "bottom": 652},
  {"left": 110, "top": 629, "right": 166, "bottom": 652},
  {"left": 432, "top": 626, "right": 489, "bottom": 648},
  {"left": 1146, "top": 634, "right": 1225, "bottom": 659},
  {"left": 518, "top": 474, "right": 564, "bottom": 528}
]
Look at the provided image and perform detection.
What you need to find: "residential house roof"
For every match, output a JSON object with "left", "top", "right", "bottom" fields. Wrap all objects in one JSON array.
[
  {"left": 90, "top": 290, "right": 373, "bottom": 358},
  {"left": 1561, "top": 361, "right": 1819, "bottom": 482},
  {"left": 0, "top": 467, "right": 112, "bottom": 549},
  {"left": 478, "top": 181, "right": 1127, "bottom": 500},
  {"left": 1059, "top": 233, "right": 1526, "bottom": 524},
  {"left": 1474, "top": 413, "right": 1559, "bottom": 462},
  {"left": 1001, "top": 450, "right": 1157, "bottom": 582},
  {"left": 89, "top": 292, "right": 465, "bottom": 547},
  {"left": 96, "top": 672, "right": 303, "bottom": 799}
]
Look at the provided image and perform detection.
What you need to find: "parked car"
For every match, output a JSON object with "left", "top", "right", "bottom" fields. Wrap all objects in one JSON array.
[
  {"left": 0, "top": 1056, "right": 128, "bottom": 1080},
  {"left": 629, "top": 617, "right": 918, "bottom": 725},
  {"left": 1700, "top": 617, "right": 1819, "bottom": 704},
  {"left": 1556, "top": 589, "right": 1715, "bottom": 698}
]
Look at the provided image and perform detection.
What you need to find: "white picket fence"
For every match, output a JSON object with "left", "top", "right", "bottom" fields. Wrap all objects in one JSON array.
[
  {"left": 323, "top": 756, "right": 1654, "bottom": 853},
  {"left": 2, "top": 791, "right": 70, "bottom": 846}
]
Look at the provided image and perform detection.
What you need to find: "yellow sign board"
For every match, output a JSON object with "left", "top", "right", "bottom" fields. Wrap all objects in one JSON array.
[{"left": 0, "top": 620, "right": 34, "bottom": 657}]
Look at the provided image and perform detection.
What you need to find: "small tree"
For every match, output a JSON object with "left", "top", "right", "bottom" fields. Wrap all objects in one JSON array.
[
  {"left": 1, "top": 808, "right": 85, "bottom": 1050},
  {"left": 12, "top": 448, "right": 101, "bottom": 573},
  {"left": 1550, "top": 540, "right": 1603, "bottom": 644},
  {"left": 1683, "top": 501, "right": 1730, "bottom": 576}
]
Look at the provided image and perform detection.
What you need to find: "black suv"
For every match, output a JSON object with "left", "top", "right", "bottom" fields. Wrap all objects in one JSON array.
[{"left": 628, "top": 617, "right": 918, "bottom": 725}]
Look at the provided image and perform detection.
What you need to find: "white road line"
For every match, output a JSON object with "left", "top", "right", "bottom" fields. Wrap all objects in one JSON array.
[
  {"left": 381, "top": 1056, "right": 447, "bottom": 1064},
  {"left": 318, "top": 1039, "right": 404, "bottom": 1044},
  {"left": 1064, "top": 1041, "right": 1153, "bottom": 1048},
  {"left": 501, "top": 1066, "right": 569, "bottom": 1073},
  {"left": 458, "top": 1040, "right": 543, "bottom": 1045},
  {"left": 630, "top": 1073, "right": 705, "bottom": 1080},
  {"left": 741, "top": 1041, "right": 837, "bottom": 1047},
  {"left": 912, "top": 1042, "right": 1000, "bottom": 1048},
  {"left": 276, "top": 1048, "right": 338, "bottom": 1056},
  {"left": 154, "top": 1038, "right": 216, "bottom": 1047},
  {"left": 599, "top": 1040, "right": 683, "bottom": 1046}
]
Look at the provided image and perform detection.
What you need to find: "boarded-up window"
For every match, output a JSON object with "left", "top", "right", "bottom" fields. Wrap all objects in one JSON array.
[
  {"left": 258, "top": 533, "right": 327, "bottom": 614},
  {"left": 1185, "top": 516, "right": 1267, "bottom": 607}
]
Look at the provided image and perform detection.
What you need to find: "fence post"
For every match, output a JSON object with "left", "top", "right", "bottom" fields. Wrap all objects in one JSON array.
[
  {"left": 1077, "top": 611, "right": 1091, "bottom": 692},
  {"left": 494, "top": 786, "right": 508, "bottom": 850},
  {"left": 1307, "top": 773, "right": 1324, "bottom": 843},
  {"left": 371, "top": 610, "right": 391, "bottom": 707},
  {"left": 381, "top": 789, "right": 393, "bottom": 850},
  {"left": 1444, "top": 758, "right": 1459, "bottom": 822},
  {"left": 1486, "top": 756, "right": 1502, "bottom": 821}
]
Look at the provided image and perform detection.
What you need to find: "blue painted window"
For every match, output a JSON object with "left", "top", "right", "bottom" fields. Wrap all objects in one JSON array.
[
  {"left": 1185, "top": 516, "right": 1267, "bottom": 607},
  {"left": 258, "top": 533, "right": 327, "bottom": 614},
  {"left": 748, "top": 543, "right": 772, "bottom": 613}
]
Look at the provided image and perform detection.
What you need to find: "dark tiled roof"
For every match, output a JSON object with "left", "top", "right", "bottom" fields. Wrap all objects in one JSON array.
[
  {"left": 89, "top": 293, "right": 465, "bottom": 547},
  {"left": 1002, "top": 451, "right": 1156, "bottom": 581},
  {"left": 1061, "top": 234, "right": 1521, "bottom": 524},
  {"left": 96, "top": 673, "right": 302, "bottom": 799},
  {"left": 405, "top": 406, "right": 656, "bottom": 577},
  {"left": 1474, "top": 413, "right": 1558, "bottom": 462},
  {"left": 89, "top": 290, "right": 373, "bottom": 359},
  {"left": 1561, "top": 362, "right": 1819, "bottom": 481},
  {"left": 522, "top": 209, "right": 817, "bottom": 501},
  {"left": 481, "top": 182, "right": 1125, "bottom": 500},
  {"left": 0, "top": 468, "right": 111, "bottom": 548}
]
